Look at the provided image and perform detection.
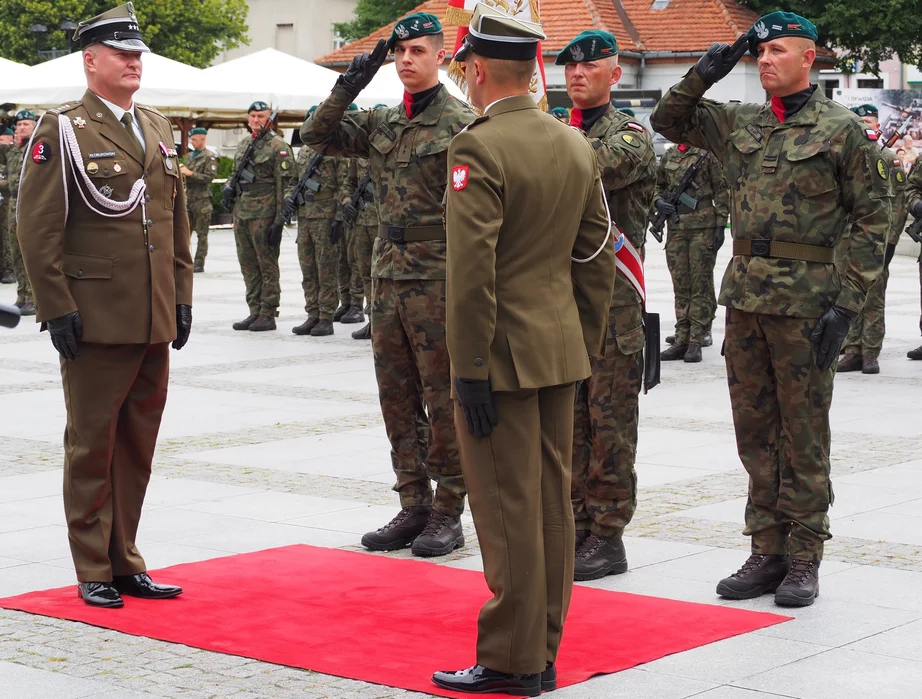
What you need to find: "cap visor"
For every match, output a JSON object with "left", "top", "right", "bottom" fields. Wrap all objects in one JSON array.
[
  {"left": 102, "top": 38, "right": 151, "bottom": 53},
  {"left": 454, "top": 44, "right": 471, "bottom": 62}
]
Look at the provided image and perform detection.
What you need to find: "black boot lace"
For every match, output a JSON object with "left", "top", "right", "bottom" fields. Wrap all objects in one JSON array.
[
  {"left": 419, "top": 511, "right": 451, "bottom": 539},
  {"left": 734, "top": 554, "right": 769, "bottom": 578},
  {"left": 378, "top": 507, "right": 414, "bottom": 533},
  {"left": 785, "top": 559, "right": 816, "bottom": 587}
]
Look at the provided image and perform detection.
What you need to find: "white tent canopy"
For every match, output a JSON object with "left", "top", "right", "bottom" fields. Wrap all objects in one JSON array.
[
  {"left": 368, "top": 62, "right": 470, "bottom": 104},
  {"left": 0, "top": 56, "right": 29, "bottom": 82}
]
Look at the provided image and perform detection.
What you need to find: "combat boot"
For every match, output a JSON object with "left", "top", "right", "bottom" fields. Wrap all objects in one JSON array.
[
  {"left": 836, "top": 353, "right": 863, "bottom": 372},
  {"left": 703, "top": 330, "right": 713, "bottom": 347},
  {"left": 193, "top": 264, "right": 204, "bottom": 273},
  {"left": 774, "top": 559, "right": 820, "bottom": 607},
  {"left": 908, "top": 345, "right": 922, "bottom": 360},
  {"left": 684, "top": 342, "right": 702, "bottom": 363},
  {"left": 665, "top": 334, "right": 676, "bottom": 345},
  {"left": 575, "top": 528, "right": 591, "bottom": 551},
  {"left": 340, "top": 306, "right": 364, "bottom": 324},
  {"left": 233, "top": 314, "right": 258, "bottom": 330},
  {"left": 18, "top": 301, "right": 36, "bottom": 316},
  {"left": 333, "top": 304, "right": 349, "bottom": 321},
  {"left": 862, "top": 353, "right": 880, "bottom": 374},
  {"left": 292, "top": 317, "right": 319, "bottom": 335},
  {"left": 0, "top": 270, "right": 14, "bottom": 284},
  {"left": 716, "top": 553, "right": 790, "bottom": 600},
  {"left": 411, "top": 511, "right": 465, "bottom": 557},
  {"left": 574, "top": 533, "right": 628, "bottom": 580},
  {"left": 248, "top": 315, "right": 276, "bottom": 332},
  {"left": 310, "top": 319, "right": 334, "bottom": 336},
  {"left": 361, "top": 505, "right": 431, "bottom": 551},
  {"left": 352, "top": 322, "right": 371, "bottom": 340},
  {"left": 662, "top": 343, "right": 688, "bottom": 361}
]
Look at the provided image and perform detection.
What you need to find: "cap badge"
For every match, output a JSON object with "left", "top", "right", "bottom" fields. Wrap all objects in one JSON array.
[
  {"left": 754, "top": 21, "right": 769, "bottom": 39},
  {"left": 395, "top": 24, "right": 409, "bottom": 39},
  {"left": 570, "top": 44, "right": 584, "bottom": 61}
]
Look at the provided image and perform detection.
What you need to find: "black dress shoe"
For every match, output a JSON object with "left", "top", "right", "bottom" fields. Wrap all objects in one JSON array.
[
  {"left": 113, "top": 572, "right": 183, "bottom": 599},
  {"left": 542, "top": 663, "right": 557, "bottom": 692},
  {"left": 77, "top": 582, "right": 124, "bottom": 608},
  {"left": 432, "top": 665, "right": 540, "bottom": 697}
]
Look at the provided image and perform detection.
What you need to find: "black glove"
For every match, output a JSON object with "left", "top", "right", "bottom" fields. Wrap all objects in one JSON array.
[
  {"left": 267, "top": 223, "right": 284, "bottom": 247},
  {"left": 713, "top": 226, "right": 726, "bottom": 250},
  {"left": 173, "top": 304, "right": 192, "bottom": 351},
  {"left": 336, "top": 39, "right": 388, "bottom": 99},
  {"left": 221, "top": 184, "right": 236, "bottom": 212},
  {"left": 282, "top": 194, "right": 297, "bottom": 221},
  {"left": 654, "top": 199, "right": 677, "bottom": 218},
  {"left": 911, "top": 201, "right": 922, "bottom": 219},
  {"left": 47, "top": 311, "right": 83, "bottom": 361},
  {"left": 342, "top": 201, "right": 360, "bottom": 228},
  {"left": 330, "top": 220, "right": 344, "bottom": 245},
  {"left": 885, "top": 242, "right": 896, "bottom": 267},
  {"left": 454, "top": 377, "right": 498, "bottom": 439},
  {"left": 695, "top": 35, "right": 749, "bottom": 85},
  {"left": 810, "top": 306, "right": 857, "bottom": 371}
]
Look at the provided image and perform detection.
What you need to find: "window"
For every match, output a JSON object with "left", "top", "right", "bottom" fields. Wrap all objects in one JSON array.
[
  {"left": 823, "top": 79, "right": 839, "bottom": 100},
  {"left": 650, "top": 0, "right": 672, "bottom": 9},
  {"left": 332, "top": 28, "right": 346, "bottom": 52},
  {"left": 276, "top": 23, "right": 295, "bottom": 55},
  {"left": 857, "top": 78, "right": 884, "bottom": 89}
]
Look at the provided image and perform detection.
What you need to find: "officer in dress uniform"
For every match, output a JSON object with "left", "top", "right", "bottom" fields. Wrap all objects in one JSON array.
[
  {"left": 431, "top": 7, "right": 614, "bottom": 696},
  {"left": 17, "top": 2, "right": 193, "bottom": 608}
]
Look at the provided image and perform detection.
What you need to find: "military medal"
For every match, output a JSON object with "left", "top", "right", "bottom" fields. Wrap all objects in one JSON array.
[
  {"left": 166, "top": 160, "right": 173, "bottom": 170},
  {"left": 87, "top": 162, "right": 98, "bottom": 174},
  {"left": 100, "top": 184, "right": 113, "bottom": 198},
  {"left": 113, "top": 162, "right": 122, "bottom": 173},
  {"left": 74, "top": 117, "right": 86, "bottom": 129}
]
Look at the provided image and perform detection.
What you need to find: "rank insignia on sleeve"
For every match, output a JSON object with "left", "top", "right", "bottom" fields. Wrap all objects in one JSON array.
[
  {"left": 452, "top": 165, "right": 469, "bottom": 191},
  {"left": 31, "top": 142, "right": 51, "bottom": 164}
]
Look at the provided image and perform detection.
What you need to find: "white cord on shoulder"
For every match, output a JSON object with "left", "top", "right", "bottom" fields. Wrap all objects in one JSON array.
[{"left": 572, "top": 179, "right": 615, "bottom": 264}]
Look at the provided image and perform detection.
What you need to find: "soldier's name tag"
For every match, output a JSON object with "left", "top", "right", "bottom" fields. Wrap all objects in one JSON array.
[{"left": 88, "top": 151, "right": 116, "bottom": 159}]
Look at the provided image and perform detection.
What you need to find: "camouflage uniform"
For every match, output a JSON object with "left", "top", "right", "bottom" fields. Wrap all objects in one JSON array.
[
  {"left": 183, "top": 148, "right": 216, "bottom": 269},
  {"left": 231, "top": 132, "right": 294, "bottom": 318},
  {"left": 344, "top": 157, "right": 378, "bottom": 315},
  {"left": 336, "top": 164, "right": 355, "bottom": 310},
  {"left": 653, "top": 145, "right": 729, "bottom": 345},
  {"left": 0, "top": 146, "right": 9, "bottom": 276},
  {"left": 906, "top": 163, "right": 922, "bottom": 338},
  {"left": 6, "top": 142, "right": 34, "bottom": 306},
  {"left": 294, "top": 145, "right": 344, "bottom": 321},
  {"left": 652, "top": 73, "right": 890, "bottom": 561},
  {"left": 841, "top": 147, "right": 909, "bottom": 361},
  {"left": 302, "top": 86, "right": 475, "bottom": 516},
  {"left": 571, "top": 107, "right": 655, "bottom": 539}
]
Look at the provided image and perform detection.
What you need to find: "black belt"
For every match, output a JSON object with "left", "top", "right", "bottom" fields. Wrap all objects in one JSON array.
[{"left": 376, "top": 224, "right": 446, "bottom": 243}]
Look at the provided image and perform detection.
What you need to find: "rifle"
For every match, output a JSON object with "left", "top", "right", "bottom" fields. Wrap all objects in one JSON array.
[
  {"left": 907, "top": 215, "right": 922, "bottom": 245},
  {"left": 282, "top": 152, "right": 323, "bottom": 226},
  {"left": 343, "top": 171, "right": 372, "bottom": 229},
  {"left": 881, "top": 112, "right": 914, "bottom": 150},
  {"left": 648, "top": 150, "right": 709, "bottom": 243},
  {"left": 222, "top": 107, "right": 279, "bottom": 212}
]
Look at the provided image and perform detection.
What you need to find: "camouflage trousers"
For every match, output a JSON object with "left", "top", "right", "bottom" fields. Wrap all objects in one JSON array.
[
  {"left": 665, "top": 226, "right": 717, "bottom": 344},
  {"left": 724, "top": 308, "right": 835, "bottom": 562},
  {"left": 187, "top": 198, "right": 213, "bottom": 268},
  {"left": 7, "top": 201, "right": 33, "bottom": 305},
  {"left": 338, "top": 228, "right": 354, "bottom": 308},
  {"left": 571, "top": 303, "right": 644, "bottom": 538},
  {"left": 372, "top": 278, "right": 465, "bottom": 516},
  {"left": 233, "top": 215, "right": 280, "bottom": 318},
  {"left": 0, "top": 200, "right": 9, "bottom": 272},
  {"left": 844, "top": 266, "right": 889, "bottom": 359},
  {"left": 346, "top": 224, "right": 373, "bottom": 314},
  {"left": 297, "top": 216, "right": 340, "bottom": 321}
]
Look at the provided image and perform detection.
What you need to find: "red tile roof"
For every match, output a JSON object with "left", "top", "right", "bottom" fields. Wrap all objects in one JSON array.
[{"left": 316, "top": 0, "right": 832, "bottom": 65}]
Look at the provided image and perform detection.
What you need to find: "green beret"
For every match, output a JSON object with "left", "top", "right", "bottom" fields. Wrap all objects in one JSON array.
[
  {"left": 188, "top": 127, "right": 207, "bottom": 136},
  {"left": 550, "top": 107, "right": 569, "bottom": 118},
  {"left": 1, "top": 127, "right": 13, "bottom": 136},
  {"left": 556, "top": 30, "right": 618, "bottom": 65},
  {"left": 14, "top": 109, "right": 37, "bottom": 123},
  {"left": 619, "top": 108, "right": 636, "bottom": 117},
  {"left": 747, "top": 12, "right": 818, "bottom": 56},
  {"left": 347, "top": 103, "right": 358, "bottom": 111},
  {"left": 390, "top": 12, "right": 442, "bottom": 48},
  {"left": 852, "top": 104, "right": 879, "bottom": 118},
  {"left": 248, "top": 101, "right": 270, "bottom": 113},
  {"left": 374, "top": 104, "right": 387, "bottom": 109}
]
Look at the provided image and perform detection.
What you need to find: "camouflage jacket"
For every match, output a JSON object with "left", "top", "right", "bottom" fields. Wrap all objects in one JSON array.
[
  {"left": 651, "top": 71, "right": 890, "bottom": 318},
  {"left": 6, "top": 143, "right": 25, "bottom": 200},
  {"left": 301, "top": 84, "right": 476, "bottom": 280},
  {"left": 908, "top": 159, "right": 922, "bottom": 215},
  {"left": 344, "top": 157, "right": 379, "bottom": 227},
  {"left": 0, "top": 143, "right": 8, "bottom": 194},
  {"left": 585, "top": 104, "right": 655, "bottom": 309},
  {"left": 232, "top": 131, "right": 295, "bottom": 224},
  {"left": 293, "top": 145, "right": 345, "bottom": 220},
  {"left": 182, "top": 148, "right": 216, "bottom": 203},
  {"left": 884, "top": 147, "right": 909, "bottom": 246},
  {"left": 653, "top": 145, "right": 729, "bottom": 230}
]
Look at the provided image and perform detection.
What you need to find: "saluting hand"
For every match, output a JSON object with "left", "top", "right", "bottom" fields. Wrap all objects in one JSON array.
[
  {"left": 47, "top": 311, "right": 83, "bottom": 361},
  {"left": 695, "top": 34, "right": 750, "bottom": 86},
  {"left": 337, "top": 39, "right": 389, "bottom": 99}
]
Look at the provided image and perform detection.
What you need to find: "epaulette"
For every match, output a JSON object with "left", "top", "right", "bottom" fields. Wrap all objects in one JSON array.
[
  {"left": 47, "top": 101, "right": 82, "bottom": 116},
  {"left": 137, "top": 104, "right": 166, "bottom": 119},
  {"left": 461, "top": 115, "right": 490, "bottom": 134}
]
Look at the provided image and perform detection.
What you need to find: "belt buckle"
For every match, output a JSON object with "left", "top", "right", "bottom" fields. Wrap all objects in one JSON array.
[
  {"left": 388, "top": 226, "right": 405, "bottom": 243},
  {"left": 750, "top": 238, "right": 771, "bottom": 257}
]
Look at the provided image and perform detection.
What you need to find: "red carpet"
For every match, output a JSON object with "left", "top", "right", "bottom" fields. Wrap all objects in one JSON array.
[{"left": 0, "top": 545, "right": 788, "bottom": 697}]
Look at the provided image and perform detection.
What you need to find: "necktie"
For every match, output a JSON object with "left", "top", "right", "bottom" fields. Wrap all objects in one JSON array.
[{"left": 120, "top": 112, "right": 144, "bottom": 158}]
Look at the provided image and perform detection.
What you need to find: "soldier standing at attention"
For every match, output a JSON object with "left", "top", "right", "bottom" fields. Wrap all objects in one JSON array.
[
  {"left": 559, "top": 31, "right": 655, "bottom": 581},
  {"left": 908, "top": 164, "right": 922, "bottom": 360},
  {"left": 286, "top": 107, "right": 346, "bottom": 337},
  {"left": 342, "top": 154, "right": 379, "bottom": 340},
  {"left": 838, "top": 104, "right": 909, "bottom": 374},
  {"left": 333, "top": 103, "right": 365, "bottom": 326},
  {"left": 302, "top": 12, "right": 475, "bottom": 557},
  {"left": 230, "top": 101, "right": 294, "bottom": 333},
  {"left": 17, "top": 2, "right": 193, "bottom": 608},
  {"left": 0, "top": 128, "right": 14, "bottom": 285},
  {"left": 7, "top": 110, "right": 38, "bottom": 315},
  {"left": 654, "top": 144, "right": 729, "bottom": 362},
  {"left": 652, "top": 13, "right": 889, "bottom": 607},
  {"left": 432, "top": 8, "right": 614, "bottom": 695},
  {"left": 180, "top": 127, "right": 216, "bottom": 273}
]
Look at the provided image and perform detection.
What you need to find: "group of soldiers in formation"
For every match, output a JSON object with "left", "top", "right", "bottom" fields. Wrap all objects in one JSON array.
[{"left": 9, "top": 0, "right": 922, "bottom": 694}]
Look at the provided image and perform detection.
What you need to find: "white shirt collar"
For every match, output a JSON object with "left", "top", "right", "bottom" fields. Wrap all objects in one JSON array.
[
  {"left": 484, "top": 95, "right": 521, "bottom": 115},
  {"left": 96, "top": 94, "right": 137, "bottom": 124}
]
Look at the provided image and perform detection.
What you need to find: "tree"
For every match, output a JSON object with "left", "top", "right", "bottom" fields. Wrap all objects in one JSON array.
[
  {"left": 0, "top": 0, "right": 249, "bottom": 67},
  {"left": 334, "top": 0, "right": 421, "bottom": 43},
  {"left": 739, "top": 0, "right": 922, "bottom": 75}
]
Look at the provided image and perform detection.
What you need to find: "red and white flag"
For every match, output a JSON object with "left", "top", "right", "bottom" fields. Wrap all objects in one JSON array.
[{"left": 444, "top": 0, "right": 548, "bottom": 111}]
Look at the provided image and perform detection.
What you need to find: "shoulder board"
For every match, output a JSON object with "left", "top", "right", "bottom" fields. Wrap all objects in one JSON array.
[
  {"left": 626, "top": 122, "right": 645, "bottom": 132},
  {"left": 460, "top": 115, "right": 490, "bottom": 134},
  {"left": 48, "top": 101, "right": 81, "bottom": 116},
  {"left": 137, "top": 104, "right": 165, "bottom": 118}
]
